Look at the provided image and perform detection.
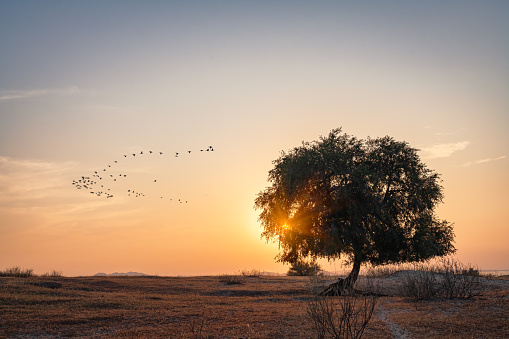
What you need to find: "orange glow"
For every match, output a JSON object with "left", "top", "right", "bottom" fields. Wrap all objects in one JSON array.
[{"left": 0, "top": 2, "right": 508, "bottom": 276}]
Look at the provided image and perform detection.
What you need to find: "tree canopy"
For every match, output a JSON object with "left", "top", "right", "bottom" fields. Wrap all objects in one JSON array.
[{"left": 255, "top": 128, "right": 455, "bottom": 290}]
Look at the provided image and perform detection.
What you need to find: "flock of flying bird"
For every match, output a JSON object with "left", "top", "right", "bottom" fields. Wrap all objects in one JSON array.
[{"left": 72, "top": 145, "right": 214, "bottom": 203}]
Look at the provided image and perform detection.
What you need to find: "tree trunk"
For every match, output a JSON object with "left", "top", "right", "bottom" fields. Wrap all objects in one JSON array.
[{"left": 319, "top": 257, "right": 362, "bottom": 296}]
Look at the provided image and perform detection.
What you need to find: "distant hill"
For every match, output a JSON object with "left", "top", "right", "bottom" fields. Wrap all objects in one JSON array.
[{"left": 94, "top": 272, "right": 148, "bottom": 277}]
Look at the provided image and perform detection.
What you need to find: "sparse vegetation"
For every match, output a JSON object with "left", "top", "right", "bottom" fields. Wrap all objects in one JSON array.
[
  {"left": 0, "top": 273, "right": 507, "bottom": 337},
  {"left": 0, "top": 266, "right": 35, "bottom": 277},
  {"left": 0, "top": 266, "right": 63, "bottom": 278},
  {"left": 402, "top": 258, "right": 486, "bottom": 302},
  {"left": 402, "top": 265, "right": 441, "bottom": 302},
  {"left": 41, "top": 270, "right": 63, "bottom": 277},
  {"left": 365, "top": 265, "right": 402, "bottom": 279},
  {"left": 241, "top": 269, "right": 262, "bottom": 278},
  {"left": 306, "top": 276, "right": 378, "bottom": 338}
]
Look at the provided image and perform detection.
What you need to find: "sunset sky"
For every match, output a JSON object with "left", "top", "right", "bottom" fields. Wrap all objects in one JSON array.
[{"left": 1, "top": 1, "right": 508, "bottom": 276}]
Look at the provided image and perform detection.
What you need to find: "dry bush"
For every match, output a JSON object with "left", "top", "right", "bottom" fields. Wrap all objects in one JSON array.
[
  {"left": 365, "top": 265, "right": 401, "bottom": 279},
  {"left": 306, "top": 276, "right": 378, "bottom": 338},
  {"left": 241, "top": 269, "right": 262, "bottom": 278},
  {"left": 0, "top": 266, "right": 34, "bottom": 278},
  {"left": 436, "top": 257, "right": 484, "bottom": 299},
  {"left": 307, "top": 294, "right": 377, "bottom": 338},
  {"left": 402, "top": 265, "right": 441, "bottom": 301},
  {"left": 402, "top": 258, "right": 486, "bottom": 302},
  {"left": 41, "top": 270, "right": 63, "bottom": 277}
]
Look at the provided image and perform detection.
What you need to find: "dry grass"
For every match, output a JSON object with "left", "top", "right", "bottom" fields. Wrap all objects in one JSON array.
[{"left": 0, "top": 273, "right": 507, "bottom": 338}]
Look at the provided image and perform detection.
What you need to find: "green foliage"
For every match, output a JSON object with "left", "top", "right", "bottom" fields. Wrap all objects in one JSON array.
[
  {"left": 255, "top": 128, "right": 455, "bottom": 281},
  {"left": 287, "top": 259, "right": 323, "bottom": 276}
]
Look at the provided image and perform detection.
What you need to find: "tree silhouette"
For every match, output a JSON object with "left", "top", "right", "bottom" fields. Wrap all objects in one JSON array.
[{"left": 255, "top": 128, "right": 455, "bottom": 294}]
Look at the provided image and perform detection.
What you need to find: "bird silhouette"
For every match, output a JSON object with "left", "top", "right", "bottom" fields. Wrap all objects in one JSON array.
[{"left": 74, "top": 143, "right": 214, "bottom": 200}]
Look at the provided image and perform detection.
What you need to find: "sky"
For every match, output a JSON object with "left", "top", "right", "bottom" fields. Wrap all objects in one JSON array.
[{"left": 1, "top": 1, "right": 508, "bottom": 276}]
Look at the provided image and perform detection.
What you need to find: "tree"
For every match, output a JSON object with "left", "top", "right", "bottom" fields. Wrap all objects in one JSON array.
[
  {"left": 255, "top": 128, "right": 455, "bottom": 295},
  {"left": 287, "top": 259, "right": 323, "bottom": 276}
]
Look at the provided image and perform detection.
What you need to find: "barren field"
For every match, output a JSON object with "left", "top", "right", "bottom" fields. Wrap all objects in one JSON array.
[{"left": 1, "top": 273, "right": 508, "bottom": 338}]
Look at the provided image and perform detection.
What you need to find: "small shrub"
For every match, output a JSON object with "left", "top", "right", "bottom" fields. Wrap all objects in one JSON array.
[
  {"left": 287, "top": 259, "right": 323, "bottom": 276},
  {"left": 306, "top": 275, "right": 379, "bottom": 338},
  {"left": 0, "top": 266, "right": 34, "bottom": 278},
  {"left": 307, "top": 276, "right": 378, "bottom": 339}
]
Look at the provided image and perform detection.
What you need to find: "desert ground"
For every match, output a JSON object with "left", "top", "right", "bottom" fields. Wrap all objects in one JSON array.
[{"left": 1, "top": 272, "right": 508, "bottom": 338}]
